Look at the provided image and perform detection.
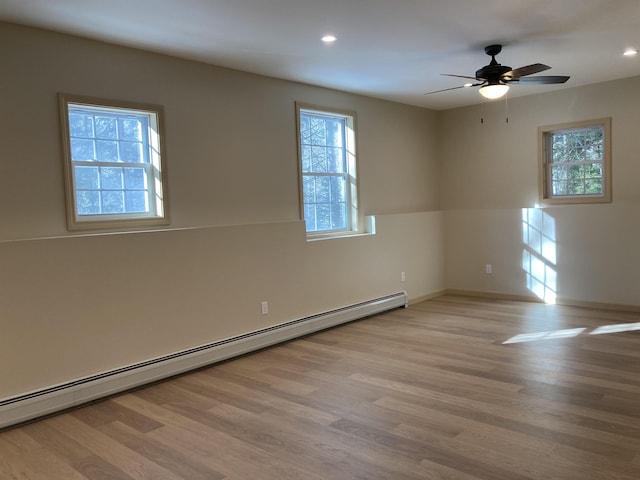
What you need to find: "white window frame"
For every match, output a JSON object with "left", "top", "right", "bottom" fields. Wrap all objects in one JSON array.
[
  {"left": 59, "top": 94, "right": 169, "bottom": 230},
  {"left": 538, "top": 118, "right": 611, "bottom": 205},
  {"left": 296, "top": 103, "right": 361, "bottom": 239}
]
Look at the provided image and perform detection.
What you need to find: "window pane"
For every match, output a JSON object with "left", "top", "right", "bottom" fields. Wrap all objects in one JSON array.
[
  {"left": 102, "top": 191, "right": 125, "bottom": 214},
  {"left": 75, "top": 166, "right": 99, "bottom": 190},
  {"left": 329, "top": 148, "right": 346, "bottom": 173},
  {"left": 124, "top": 168, "right": 147, "bottom": 190},
  {"left": 315, "top": 176, "right": 331, "bottom": 203},
  {"left": 96, "top": 140, "right": 118, "bottom": 162},
  {"left": 300, "top": 116, "right": 311, "bottom": 144},
  {"left": 310, "top": 146, "right": 328, "bottom": 172},
  {"left": 330, "top": 176, "right": 346, "bottom": 202},
  {"left": 69, "top": 113, "right": 94, "bottom": 137},
  {"left": 95, "top": 116, "right": 117, "bottom": 139},
  {"left": 76, "top": 191, "right": 100, "bottom": 215},
  {"left": 331, "top": 202, "right": 346, "bottom": 229},
  {"left": 304, "top": 204, "right": 317, "bottom": 231},
  {"left": 567, "top": 179, "right": 584, "bottom": 195},
  {"left": 552, "top": 148, "right": 567, "bottom": 163},
  {"left": 302, "top": 176, "right": 315, "bottom": 203},
  {"left": 118, "top": 118, "right": 143, "bottom": 141},
  {"left": 585, "top": 163, "right": 602, "bottom": 179},
  {"left": 552, "top": 180, "right": 567, "bottom": 196},
  {"left": 125, "top": 191, "right": 148, "bottom": 213},
  {"left": 301, "top": 146, "right": 312, "bottom": 172},
  {"left": 326, "top": 119, "right": 344, "bottom": 148},
  {"left": 551, "top": 166, "right": 567, "bottom": 180},
  {"left": 310, "top": 118, "right": 326, "bottom": 145},
  {"left": 120, "top": 141, "right": 144, "bottom": 163},
  {"left": 315, "top": 203, "right": 331, "bottom": 230},
  {"left": 71, "top": 138, "right": 95, "bottom": 161},
  {"left": 585, "top": 179, "right": 602, "bottom": 194},
  {"left": 568, "top": 165, "right": 584, "bottom": 179},
  {"left": 100, "top": 167, "right": 123, "bottom": 190},
  {"left": 585, "top": 142, "right": 603, "bottom": 161}
]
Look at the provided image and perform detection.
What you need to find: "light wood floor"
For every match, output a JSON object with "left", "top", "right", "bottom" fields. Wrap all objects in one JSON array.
[{"left": 1, "top": 295, "right": 639, "bottom": 479}]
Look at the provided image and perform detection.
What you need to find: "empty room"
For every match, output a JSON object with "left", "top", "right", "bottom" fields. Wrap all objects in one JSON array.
[{"left": 1, "top": 1, "right": 639, "bottom": 479}]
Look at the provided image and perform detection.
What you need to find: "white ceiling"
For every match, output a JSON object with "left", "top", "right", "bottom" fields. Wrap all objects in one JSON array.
[{"left": 1, "top": 0, "right": 639, "bottom": 110}]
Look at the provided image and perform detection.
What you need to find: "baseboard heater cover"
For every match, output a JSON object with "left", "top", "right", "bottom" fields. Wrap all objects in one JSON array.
[{"left": 0, "top": 292, "right": 407, "bottom": 429}]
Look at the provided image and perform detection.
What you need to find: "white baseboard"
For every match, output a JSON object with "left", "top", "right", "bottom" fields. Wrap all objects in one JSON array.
[{"left": 0, "top": 292, "right": 407, "bottom": 430}]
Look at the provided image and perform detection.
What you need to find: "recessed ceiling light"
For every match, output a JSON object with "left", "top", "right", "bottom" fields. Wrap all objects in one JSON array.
[
  {"left": 623, "top": 48, "right": 638, "bottom": 56},
  {"left": 322, "top": 35, "right": 337, "bottom": 44}
]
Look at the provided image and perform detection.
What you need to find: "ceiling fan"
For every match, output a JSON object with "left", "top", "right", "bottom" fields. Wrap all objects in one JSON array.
[{"left": 425, "top": 44, "right": 570, "bottom": 99}]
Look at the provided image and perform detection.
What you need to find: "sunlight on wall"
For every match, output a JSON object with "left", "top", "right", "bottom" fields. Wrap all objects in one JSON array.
[{"left": 522, "top": 208, "right": 557, "bottom": 304}]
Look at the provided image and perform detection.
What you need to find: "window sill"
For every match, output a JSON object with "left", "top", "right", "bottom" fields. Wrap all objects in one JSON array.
[
  {"left": 306, "top": 216, "right": 376, "bottom": 242},
  {"left": 306, "top": 231, "right": 375, "bottom": 242},
  {"left": 539, "top": 195, "right": 611, "bottom": 205}
]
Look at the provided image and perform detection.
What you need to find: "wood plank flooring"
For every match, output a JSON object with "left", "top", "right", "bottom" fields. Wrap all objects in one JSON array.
[{"left": 1, "top": 295, "right": 639, "bottom": 479}]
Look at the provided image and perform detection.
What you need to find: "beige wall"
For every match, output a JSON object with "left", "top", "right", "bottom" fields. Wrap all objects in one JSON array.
[
  {"left": 440, "top": 76, "right": 640, "bottom": 306},
  {"left": 0, "top": 23, "right": 443, "bottom": 399}
]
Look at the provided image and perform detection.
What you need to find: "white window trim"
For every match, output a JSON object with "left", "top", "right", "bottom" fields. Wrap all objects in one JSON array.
[
  {"left": 295, "top": 102, "right": 365, "bottom": 239},
  {"left": 538, "top": 117, "right": 611, "bottom": 205},
  {"left": 59, "top": 94, "right": 170, "bottom": 231}
]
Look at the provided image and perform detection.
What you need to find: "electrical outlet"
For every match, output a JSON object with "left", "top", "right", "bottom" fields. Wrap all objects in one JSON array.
[
  {"left": 261, "top": 301, "right": 269, "bottom": 315},
  {"left": 485, "top": 264, "right": 492, "bottom": 274},
  {"left": 401, "top": 271, "right": 406, "bottom": 282}
]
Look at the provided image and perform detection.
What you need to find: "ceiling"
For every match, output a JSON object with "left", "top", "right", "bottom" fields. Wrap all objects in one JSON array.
[{"left": 1, "top": 0, "right": 639, "bottom": 110}]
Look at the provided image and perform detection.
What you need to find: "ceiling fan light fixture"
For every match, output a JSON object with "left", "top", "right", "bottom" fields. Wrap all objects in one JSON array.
[{"left": 479, "top": 83, "right": 510, "bottom": 99}]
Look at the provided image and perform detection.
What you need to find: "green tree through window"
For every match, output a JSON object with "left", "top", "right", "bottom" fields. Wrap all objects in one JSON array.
[{"left": 539, "top": 118, "right": 611, "bottom": 204}]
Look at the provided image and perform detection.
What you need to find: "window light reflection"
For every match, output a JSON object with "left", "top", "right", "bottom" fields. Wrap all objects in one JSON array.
[
  {"left": 504, "top": 322, "right": 640, "bottom": 344},
  {"left": 589, "top": 322, "right": 640, "bottom": 335},
  {"left": 503, "top": 328, "right": 585, "bottom": 344},
  {"left": 522, "top": 208, "right": 557, "bottom": 304}
]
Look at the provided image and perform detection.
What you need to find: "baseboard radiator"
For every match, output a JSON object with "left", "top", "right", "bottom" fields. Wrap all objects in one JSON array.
[{"left": 0, "top": 292, "right": 407, "bottom": 429}]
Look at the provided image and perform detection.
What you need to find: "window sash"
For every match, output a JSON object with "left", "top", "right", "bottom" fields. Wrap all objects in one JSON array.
[
  {"left": 68, "top": 108, "right": 150, "bottom": 159},
  {"left": 71, "top": 161, "right": 156, "bottom": 218},
  {"left": 302, "top": 171, "right": 351, "bottom": 233}
]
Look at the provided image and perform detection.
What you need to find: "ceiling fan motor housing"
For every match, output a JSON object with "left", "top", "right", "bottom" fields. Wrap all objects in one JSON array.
[
  {"left": 475, "top": 64, "right": 512, "bottom": 82},
  {"left": 476, "top": 44, "right": 511, "bottom": 83}
]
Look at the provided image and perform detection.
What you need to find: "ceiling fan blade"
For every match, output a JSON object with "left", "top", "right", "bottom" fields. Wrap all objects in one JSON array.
[
  {"left": 424, "top": 83, "right": 484, "bottom": 95},
  {"left": 515, "top": 75, "right": 570, "bottom": 85},
  {"left": 441, "top": 73, "right": 480, "bottom": 81},
  {"left": 504, "top": 63, "right": 550, "bottom": 80}
]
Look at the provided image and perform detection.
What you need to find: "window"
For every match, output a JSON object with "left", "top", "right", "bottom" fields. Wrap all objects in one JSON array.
[
  {"left": 59, "top": 94, "right": 169, "bottom": 230},
  {"left": 539, "top": 118, "right": 611, "bottom": 204},
  {"left": 296, "top": 104, "right": 359, "bottom": 237}
]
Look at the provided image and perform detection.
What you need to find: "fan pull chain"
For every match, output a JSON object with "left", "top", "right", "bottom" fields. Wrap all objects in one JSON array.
[{"left": 505, "top": 93, "right": 509, "bottom": 123}]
